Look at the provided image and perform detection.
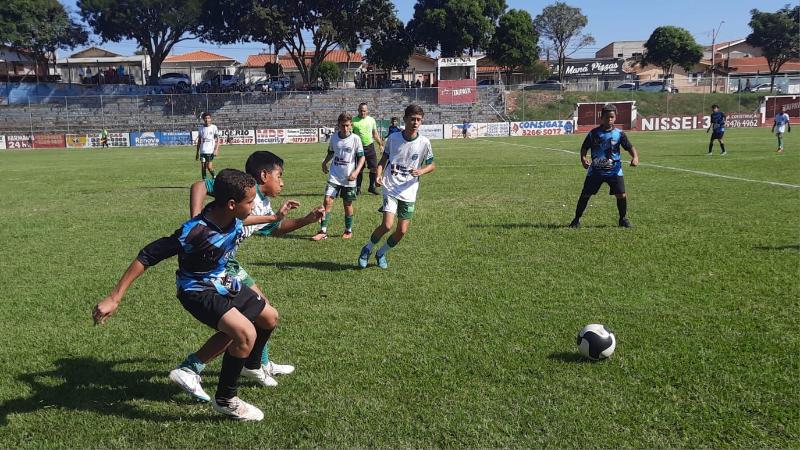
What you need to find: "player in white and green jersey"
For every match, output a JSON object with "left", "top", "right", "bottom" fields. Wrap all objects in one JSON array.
[
  {"left": 358, "top": 104, "right": 436, "bottom": 269},
  {"left": 312, "top": 112, "right": 366, "bottom": 241}
]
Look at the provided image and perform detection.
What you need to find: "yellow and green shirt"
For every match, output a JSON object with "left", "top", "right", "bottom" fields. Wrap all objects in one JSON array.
[{"left": 352, "top": 115, "right": 377, "bottom": 146}]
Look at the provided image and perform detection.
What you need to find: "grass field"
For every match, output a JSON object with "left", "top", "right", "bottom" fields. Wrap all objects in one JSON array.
[{"left": 0, "top": 128, "right": 798, "bottom": 447}]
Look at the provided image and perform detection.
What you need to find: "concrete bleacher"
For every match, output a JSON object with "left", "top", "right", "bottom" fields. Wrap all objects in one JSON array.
[{"left": 0, "top": 87, "right": 507, "bottom": 134}]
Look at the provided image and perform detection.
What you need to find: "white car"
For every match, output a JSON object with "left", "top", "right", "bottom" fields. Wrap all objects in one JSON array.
[
  {"left": 748, "top": 83, "right": 782, "bottom": 94},
  {"left": 157, "top": 73, "right": 191, "bottom": 88},
  {"left": 637, "top": 80, "right": 678, "bottom": 93}
]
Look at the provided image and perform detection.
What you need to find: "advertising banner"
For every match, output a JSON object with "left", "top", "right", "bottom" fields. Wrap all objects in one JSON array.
[
  {"left": 0, "top": 135, "right": 6, "bottom": 150},
  {"left": 5, "top": 134, "right": 34, "bottom": 149},
  {"left": 438, "top": 79, "right": 477, "bottom": 105},
  {"left": 318, "top": 127, "right": 335, "bottom": 143},
  {"left": 130, "top": 131, "right": 161, "bottom": 147},
  {"left": 481, "top": 122, "right": 511, "bottom": 137},
  {"left": 510, "top": 120, "right": 575, "bottom": 136},
  {"left": 218, "top": 129, "right": 256, "bottom": 145},
  {"left": 88, "top": 132, "right": 130, "bottom": 147},
  {"left": 447, "top": 123, "right": 478, "bottom": 139},
  {"left": 285, "top": 128, "right": 318, "bottom": 144},
  {"left": 32, "top": 133, "right": 66, "bottom": 148},
  {"left": 419, "top": 124, "right": 444, "bottom": 140},
  {"left": 561, "top": 59, "right": 624, "bottom": 77},
  {"left": 159, "top": 131, "right": 192, "bottom": 146},
  {"left": 725, "top": 113, "right": 760, "bottom": 128},
  {"left": 256, "top": 129, "right": 287, "bottom": 144},
  {"left": 66, "top": 134, "right": 89, "bottom": 148}
]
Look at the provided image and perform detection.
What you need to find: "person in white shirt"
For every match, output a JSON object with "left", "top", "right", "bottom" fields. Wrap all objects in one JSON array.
[
  {"left": 312, "top": 112, "right": 366, "bottom": 240},
  {"left": 195, "top": 112, "right": 221, "bottom": 179},
  {"left": 357, "top": 104, "right": 436, "bottom": 269},
  {"left": 771, "top": 106, "right": 792, "bottom": 153}
]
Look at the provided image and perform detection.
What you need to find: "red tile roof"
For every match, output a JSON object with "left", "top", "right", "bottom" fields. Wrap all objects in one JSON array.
[
  {"left": 165, "top": 51, "right": 237, "bottom": 63},
  {"left": 243, "top": 50, "right": 363, "bottom": 69},
  {"left": 727, "top": 57, "right": 800, "bottom": 74},
  {"left": 243, "top": 53, "right": 279, "bottom": 68}
]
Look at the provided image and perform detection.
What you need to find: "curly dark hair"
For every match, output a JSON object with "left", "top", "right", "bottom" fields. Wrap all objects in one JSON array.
[{"left": 213, "top": 169, "right": 256, "bottom": 203}]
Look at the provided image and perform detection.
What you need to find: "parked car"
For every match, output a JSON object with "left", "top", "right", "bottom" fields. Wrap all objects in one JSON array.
[
  {"left": 268, "top": 76, "right": 292, "bottom": 91},
  {"left": 747, "top": 83, "right": 782, "bottom": 94},
  {"left": 477, "top": 79, "right": 497, "bottom": 86},
  {"left": 156, "top": 72, "right": 191, "bottom": 88},
  {"left": 614, "top": 82, "right": 638, "bottom": 91},
  {"left": 523, "top": 80, "right": 564, "bottom": 91},
  {"left": 198, "top": 74, "right": 244, "bottom": 92},
  {"left": 637, "top": 80, "right": 678, "bottom": 93}
]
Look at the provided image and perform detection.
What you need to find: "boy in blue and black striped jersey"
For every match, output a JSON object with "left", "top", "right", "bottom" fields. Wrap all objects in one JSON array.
[
  {"left": 706, "top": 105, "right": 727, "bottom": 155},
  {"left": 569, "top": 104, "right": 639, "bottom": 229},
  {"left": 93, "top": 169, "right": 275, "bottom": 422}
]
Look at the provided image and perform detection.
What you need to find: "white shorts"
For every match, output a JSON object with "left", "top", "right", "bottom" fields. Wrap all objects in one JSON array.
[{"left": 324, "top": 182, "right": 357, "bottom": 200}]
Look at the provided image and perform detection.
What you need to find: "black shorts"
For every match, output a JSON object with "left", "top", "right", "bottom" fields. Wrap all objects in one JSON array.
[
  {"left": 363, "top": 143, "right": 378, "bottom": 170},
  {"left": 711, "top": 130, "right": 725, "bottom": 140},
  {"left": 581, "top": 173, "right": 626, "bottom": 196},
  {"left": 200, "top": 154, "right": 215, "bottom": 162},
  {"left": 177, "top": 286, "right": 266, "bottom": 330}
]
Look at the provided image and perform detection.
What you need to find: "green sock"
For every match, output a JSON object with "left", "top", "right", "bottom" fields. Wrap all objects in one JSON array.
[
  {"left": 260, "top": 342, "right": 269, "bottom": 366},
  {"left": 344, "top": 215, "right": 353, "bottom": 232},
  {"left": 208, "top": 168, "right": 216, "bottom": 178},
  {"left": 179, "top": 353, "right": 206, "bottom": 374},
  {"left": 320, "top": 212, "right": 330, "bottom": 231},
  {"left": 377, "top": 236, "right": 398, "bottom": 256},
  {"left": 778, "top": 135, "right": 784, "bottom": 148}
]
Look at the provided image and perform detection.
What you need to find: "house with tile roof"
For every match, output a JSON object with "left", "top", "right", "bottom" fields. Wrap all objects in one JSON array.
[
  {"left": 240, "top": 49, "right": 363, "bottom": 87},
  {"left": 162, "top": 50, "right": 239, "bottom": 85}
]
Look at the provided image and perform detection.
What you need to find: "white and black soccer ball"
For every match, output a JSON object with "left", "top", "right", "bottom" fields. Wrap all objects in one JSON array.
[{"left": 576, "top": 324, "right": 616, "bottom": 360}]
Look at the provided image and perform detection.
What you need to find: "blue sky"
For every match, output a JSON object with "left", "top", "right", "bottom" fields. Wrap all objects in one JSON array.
[{"left": 61, "top": 0, "right": 791, "bottom": 62}]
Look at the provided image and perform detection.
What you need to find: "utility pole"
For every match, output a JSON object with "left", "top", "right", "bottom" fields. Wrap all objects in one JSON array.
[{"left": 711, "top": 20, "right": 725, "bottom": 93}]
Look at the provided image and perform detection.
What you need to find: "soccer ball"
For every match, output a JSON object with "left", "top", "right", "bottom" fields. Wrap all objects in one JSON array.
[{"left": 576, "top": 324, "right": 616, "bottom": 360}]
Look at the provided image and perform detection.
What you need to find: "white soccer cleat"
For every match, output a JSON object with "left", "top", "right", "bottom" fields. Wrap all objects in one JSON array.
[
  {"left": 212, "top": 396, "right": 264, "bottom": 422},
  {"left": 169, "top": 367, "right": 211, "bottom": 402},
  {"left": 241, "top": 366, "right": 279, "bottom": 387},
  {"left": 265, "top": 360, "right": 295, "bottom": 376}
]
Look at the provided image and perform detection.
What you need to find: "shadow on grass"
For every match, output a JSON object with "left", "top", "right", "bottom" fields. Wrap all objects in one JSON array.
[
  {"left": 140, "top": 186, "right": 187, "bottom": 190},
  {"left": 469, "top": 223, "right": 612, "bottom": 230},
  {"left": 753, "top": 244, "right": 800, "bottom": 252},
  {"left": 251, "top": 261, "right": 356, "bottom": 272},
  {"left": 547, "top": 352, "right": 592, "bottom": 364},
  {"left": 0, "top": 357, "right": 215, "bottom": 425}
]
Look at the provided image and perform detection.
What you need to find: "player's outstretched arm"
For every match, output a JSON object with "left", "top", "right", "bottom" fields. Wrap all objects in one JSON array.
[
  {"left": 272, "top": 205, "right": 325, "bottom": 236},
  {"left": 93, "top": 259, "right": 147, "bottom": 325},
  {"left": 189, "top": 180, "right": 209, "bottom": 217},
  {"left": 244, "top": 200, "right": 300, "bottom": 226}
]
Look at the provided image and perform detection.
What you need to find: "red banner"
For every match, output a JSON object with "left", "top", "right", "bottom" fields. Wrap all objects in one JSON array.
[
  {"left": 33, "top": 133, "right": 66, "bottom": 148},
  {"left": 438, "top": 79, "right": 477, "bottom": 105}
]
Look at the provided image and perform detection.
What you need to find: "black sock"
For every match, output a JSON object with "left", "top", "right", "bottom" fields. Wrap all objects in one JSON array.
[
  {"left": 244, "top": 326, "right": 273, "bottom": 370},
  {"left": 708, "top": 141, "right": 713, "bottom": 153},
  {"left": 201, "top": 166, "right": 207, "bottom": 179},
  {"left": 356, "top": 170, "right": 363, "bottom": 191},
  {"left": 574, "top": 195, "right": 590, "bottom": 220},
  {"left": 208, "top": 168, "right": 216, "bottom": 178},
  {"left": 216, "top": 351, "right": 246, "bottom": 402},
  {"left": 616, "top": 197, "right": 627, "bottom": 219},
  {"left": 720, "top": 143, "right": 726, "bottom": 152},
  {"left": 368, "top": 171, "right": 377, "bottom": 189}
]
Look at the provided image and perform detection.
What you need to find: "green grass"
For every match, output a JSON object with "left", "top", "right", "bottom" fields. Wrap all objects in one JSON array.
[
  {"left": 509, "top": 91, "right": 764, "bottom": 121},
  {"left": 0, "top": 128, "right": 798, "bottom": 447}
]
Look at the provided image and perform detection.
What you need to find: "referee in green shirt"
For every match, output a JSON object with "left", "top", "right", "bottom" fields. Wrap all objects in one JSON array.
[{"left": 352, "top": 102, "right": 384, "bottom": 194}]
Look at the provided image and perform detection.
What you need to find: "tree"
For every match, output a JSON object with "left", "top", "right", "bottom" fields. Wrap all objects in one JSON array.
[
  {"left": 487, "top": 9, "right": 538, "bottom": 85},
  {"left": 317, "top": 61, "right": 340, "bottom": 85},
  {"left": 0, "top": 0, "right": 87, "bottom": 81},
  {"left": 533, "top": 2, "right": 594, "bottom": 82},
  {"left": 209, "top": 0, "right": 400, "bottom": 86},
  {"left": 747, "top": 5, "right": 800, "bottom": 92},
  {"left": 365, "top": 17, "right": 413, "bottom": 81},
  {"left": 78, "top": 0, "right": 206, "bottom": 84},
  {"left": 641, "top": 26, "right": 703, "bottom": 79},
  {"left": 407, "top": 0, "right": 507, "bottom": 57}
]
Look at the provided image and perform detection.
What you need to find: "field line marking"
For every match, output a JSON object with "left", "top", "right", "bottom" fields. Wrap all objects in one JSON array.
[{"left": 480, "top": 139, "right": 800, "bottom": 189}]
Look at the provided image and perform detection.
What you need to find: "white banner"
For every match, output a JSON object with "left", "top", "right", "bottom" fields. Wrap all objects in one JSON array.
[
  {"left": 510, "top": 120, "right": 575, "bottom": 136},
  {"left": 256, "top": 129, "right": 287, "bottom": 144},
  {"left": 218, "top": 129, "right": 255, "bottom": 145},
  {"left": 286, "top": 128, "right": 318, "bottom": 144},
  {"left": 0, "top": 135, "right": 6, "bottom": 150},
  {"left": 419, "top": 124, "right": 444, "bottom": 140},
  {"left": 446, "top": 123, "right": 478, "bottom": 139},
  {"left": 319, "top": 127, "right": 335, "bottom": 143},
  {"left": 481, "top": 122, "right": 510, "bottom": 137},
  {"left": 87, "top": 132, "right": 130, "bottom": 147}
]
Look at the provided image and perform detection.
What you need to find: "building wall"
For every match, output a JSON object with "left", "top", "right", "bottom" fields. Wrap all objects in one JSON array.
[{"left": 596, "top": 41, "right": 645, "bottom": 59}]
